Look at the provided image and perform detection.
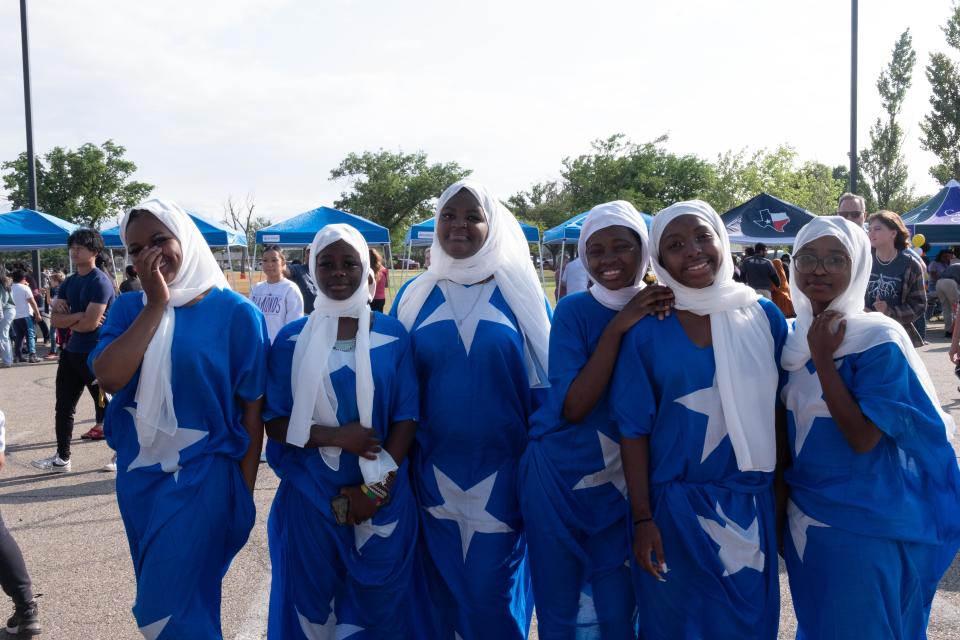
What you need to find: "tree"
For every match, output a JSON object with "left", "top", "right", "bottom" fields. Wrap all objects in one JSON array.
[
  {"left": 507, "top": 180, "right": 575, "bottom": 232},
  {"left": 861, "top": 30, "right": 916, "bottom": 209},
  {"left": 920, "top": 3, "right": 960, "bottom": 184},
  {"left": 1, "top": 140, "right": 153, "bottom": 228},
  {"left": 330, "top": 150, "right": 471, "bottom": 243},
  {"left": 222, "top": 195, "right": 271, "bottom": 274}
]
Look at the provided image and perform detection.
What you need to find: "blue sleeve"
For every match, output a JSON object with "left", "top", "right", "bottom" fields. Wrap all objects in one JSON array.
[
  {"left": 90, "top": 272, "right": 115, "bottom": 305},
  {"left": 87, "top": 294, "right": 137, "bottom": 373},
  {"left": 390, "top": 328, "right": 420, "bottom": 424},
  {"left": 263, "top": 324, "right": 297, "bottom": 422},
  {"left": 545, "top": 298, "right": 589, "bottom": 409},
  {"left": 231, "top": 299, "right": 269, "bottom": 402},
  {"left": 610, "top": 323, "right": 657, "bottom": 438}
]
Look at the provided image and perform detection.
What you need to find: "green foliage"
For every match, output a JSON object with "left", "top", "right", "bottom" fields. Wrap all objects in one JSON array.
[
  {"left": 920, "top": 3, "right": 960, "bottom": 183},
  {"left": 330, "top": 150, "right": 471, "bottom": 245},
  {"left": 1, "top": 140, "right": 153, "bottom": 228},
  {"left": 507, "top": 181, "right": 576, "bottom": 232},
  {"left": 861, "top": 30, "right": 916, "bottom": 209}
]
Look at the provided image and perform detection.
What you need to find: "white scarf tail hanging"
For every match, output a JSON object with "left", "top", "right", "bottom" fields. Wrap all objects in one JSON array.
[
  {"left": 578, "top": 200, "right": 651, "bottom": 311},
  {"left": 396, "top": 179, "right": 551, "bottom": 387},
  {"left": 287, "top": 224, "right": 397, "bottom": 485},
  {"left": 650, "top": 200, "right": 777, "bottom": 472},
  {"left": 120, "top": 199, "right": 230, "bottom": 448}
]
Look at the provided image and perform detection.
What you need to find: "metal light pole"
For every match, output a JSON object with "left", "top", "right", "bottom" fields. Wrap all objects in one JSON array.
[
  {"left": 20, "top": 0, "right": 41, "bottom": 277},
  {"left": 849, "top": 0, "right": 859, "bottom": 194}
]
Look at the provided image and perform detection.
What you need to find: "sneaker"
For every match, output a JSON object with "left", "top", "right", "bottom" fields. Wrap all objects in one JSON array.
[
  {"left": 31, "top": 455, "right": 71, "bottom": 473},
  {"left": 27, "top": 355, "right": 40, "bottom": 364},
  {"left": 102, "top": 452, "right": 117, "bottom": 472},
  {"left": 5, "top": 600, "right": 41, "bottom": 636},
  {"left": 80, "top": 426, "right": 105, "bottom": 440},
  {"left": 43, "top": 353, "right": 57, "bottom": 360}
]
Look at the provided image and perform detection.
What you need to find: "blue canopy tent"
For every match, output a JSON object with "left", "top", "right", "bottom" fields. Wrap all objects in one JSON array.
[
  {"left": 102, "top": 211, "right": 249, "bottom": 276},
  {"left": 0, "top": 209, "right": 78, "bottom": 250},
  {"left": 543, "top": 209, "right": 653, "bottom": 277},
  {"left": 402, "top": 217, "right": 545, "bottom": 282},
  {"left": 902, "top": 180, "right": 960, "bottom": 244},
  {"left": 720, "top": 193, "right": 817, "bottom": 246}
]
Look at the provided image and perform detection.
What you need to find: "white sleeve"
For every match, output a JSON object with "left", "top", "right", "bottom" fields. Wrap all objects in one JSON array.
[{"left": 286, "top": 282, "right": 304, "bottom": 322}]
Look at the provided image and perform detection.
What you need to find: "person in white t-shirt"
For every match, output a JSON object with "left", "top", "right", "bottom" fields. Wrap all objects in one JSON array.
[
  {"left": 250, "top": 245, "right": 304, "bottom": 343},
  {"left": 557, "top": 255, "right": 589, "bottom": 300},
  {"left": 9, "top": 270, "right": 41, "bottom": 363}
]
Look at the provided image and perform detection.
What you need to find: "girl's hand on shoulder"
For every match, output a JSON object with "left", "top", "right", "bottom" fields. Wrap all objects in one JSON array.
[
  {"left": 616, "top": 285, "right": 674, "bottom": 330},
  {"left": 333, "top": 422, "right": 381, "bottom": 460},
  {"left": 807, "top": 310, "right": 845, "bottom": 363},
  {"left": 135, "top": 246, "right": 170, "bottom": 307},
  {"left": 633, "top": 520, "right": 668, "bottom": 582}
]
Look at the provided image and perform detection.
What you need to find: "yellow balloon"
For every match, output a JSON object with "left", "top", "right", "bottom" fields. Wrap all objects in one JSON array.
[{"left": 912, "top": 233, "right": 926, "bottom": 248}]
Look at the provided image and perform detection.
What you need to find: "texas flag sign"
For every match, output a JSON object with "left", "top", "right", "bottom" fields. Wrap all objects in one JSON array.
[
  {"left": 720, "top": 193, "right": 817, "bottom": 245},
  {"left": 756, "top": 209, "right": 790, "bottom": 232}
]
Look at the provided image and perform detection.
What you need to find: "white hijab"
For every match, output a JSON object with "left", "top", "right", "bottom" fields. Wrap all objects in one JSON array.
[
  {"left": 650, "top": 200, "right": 777, "bottom": 472},
  {"left": 287, "top": 224, "right": 396, "bottom": 483},
  {"left": 578, "top": 200, "right": 650, "bottom": 311},
  {"left": 397, "top": 179, "right": 551, "bottom": 386},
  {"left": 781, "top": 216, "right": 953, "bottom": 437},
  {"left": 119, "top": 199, "right": 230, "bottom": 447}
]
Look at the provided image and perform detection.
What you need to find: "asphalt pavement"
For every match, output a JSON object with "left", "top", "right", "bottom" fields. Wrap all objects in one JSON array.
[{"left": 0, "top": 325, "right": 958, "bottom": 639}]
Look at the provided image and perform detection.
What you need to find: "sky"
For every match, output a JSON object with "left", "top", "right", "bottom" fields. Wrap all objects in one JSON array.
[{"left": 0, "top": 0, "right": 956, "bottom": 224}]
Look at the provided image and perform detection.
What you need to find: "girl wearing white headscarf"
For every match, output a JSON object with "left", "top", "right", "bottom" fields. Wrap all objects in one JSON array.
[
  {"left": 90, "top": 199, "right": 269, "bottom": 639},
  {"left": 261, "top": 224, "right": 420, "bottom": 638},
  {"left": 779, "top": 216, "right": 960, "bottom": 638},
  {"left": 610, "top": 200, "right": 785, "bottom": 639},
  {"left": 518, "top": 201, "right": 672, "bottom": 637},
  {"left": 389, "top": 179, "right": 551, "bottom": 639}
]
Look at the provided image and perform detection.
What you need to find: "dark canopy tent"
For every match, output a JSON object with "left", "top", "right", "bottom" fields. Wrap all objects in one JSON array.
[
  {"left": 721, "top": 193, "right": 817, "bottom": 246},
  {"left": 0, "top": 209, "right": 78, "bottom": 250},
  {"left": 902, "top": 180, "right": 960, "bottom": 244}
]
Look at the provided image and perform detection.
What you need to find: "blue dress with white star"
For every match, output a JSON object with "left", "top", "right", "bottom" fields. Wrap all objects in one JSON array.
[
  {"left": 389, "top": 278, "right": 550, "bottom": 640},
  {"left": 518, "top": 291, "right": 636, "bottom": 638},
  {"left": 610, "top": 298, "right": 785, "bottom": 640},
  {"left": 89, "top": 288, "right": 268, "bottom": 640},
  {"left": 782, "top": 341, "right": 960, "bottom": 639},
  {"left": 263, "top": 312, "right": 420, "bottom": 640}
]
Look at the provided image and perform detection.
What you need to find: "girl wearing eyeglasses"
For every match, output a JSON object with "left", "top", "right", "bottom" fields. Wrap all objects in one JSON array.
[{"left": 781, "top": 216, "right": 960, "bottom": 638}]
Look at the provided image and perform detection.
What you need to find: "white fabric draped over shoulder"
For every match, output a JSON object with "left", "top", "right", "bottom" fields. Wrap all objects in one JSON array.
[
  {"left": 120, "top": 199, "right": 230, "bottom": 447},
  {"left": 578, "top": 200, "right": 650, "bottom": 311},
  {"left": 781, "top": 215, "right": 954, "bottom": 438},
  {"left": 650, "top": 200, "right": 777, "bottom": 472},
  {"left": 286, "top": 224, "right": 396, "bottom": 484},
  {"left": 396, "top": 179, "right": 551, "bottom": 387}
]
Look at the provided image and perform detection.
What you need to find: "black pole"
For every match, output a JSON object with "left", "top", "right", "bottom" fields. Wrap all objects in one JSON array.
[
  {"left": 849, "top": 0, "right": 859, "bottom": 194},
  {"left": 19, "top": 0, "right": 41, "bottom": 278}
]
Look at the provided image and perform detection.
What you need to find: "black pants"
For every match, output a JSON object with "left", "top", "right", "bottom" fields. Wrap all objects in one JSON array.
[
  {"left": 0, "top": 510, "right": 33, "bottom": 609},
  {"left": 371, "top": 299, "right": 386, "bottom": 313},
  {"left": 34, "top": 317, "right": 49, "bottom": 343},
  {"left": 55, "top": 350, "right": 108, "bottom": 461}
]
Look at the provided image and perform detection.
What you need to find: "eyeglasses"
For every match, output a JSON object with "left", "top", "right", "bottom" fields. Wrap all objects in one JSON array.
[
  {"left": 793, "top": 254, "right": 850, "bottom": 274},
  {"left": 836, "top": 211, "right": 864, "bottom": 220}
]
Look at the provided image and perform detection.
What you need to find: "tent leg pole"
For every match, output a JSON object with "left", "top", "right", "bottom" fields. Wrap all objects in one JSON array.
[
  {"left": 252, "top": 245, "right": 259, "bottom": 284},
  {"left": 227, "top": 249, "right": 235, "bottom": 287},
  {"left": 385, "top": 243, "right": 394, "bottom": 291},
  {"left": 538, "top": 240, "right": 545, "bottom": 286}
]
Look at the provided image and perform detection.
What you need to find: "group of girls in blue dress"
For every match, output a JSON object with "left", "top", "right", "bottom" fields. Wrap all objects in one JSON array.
[{"left": 90, "top": 184, "right": 959, "bottom": 640}]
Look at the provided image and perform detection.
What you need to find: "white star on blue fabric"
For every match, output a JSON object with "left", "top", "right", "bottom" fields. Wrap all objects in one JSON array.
[
  {"left": 125, "top": 407, "right": 207, "bottom": 481},
  {"left": 696, "top": 502, "right": 765, "bottom": 576},
  {"left": 139, "top": 615, "right": 171, "bottom": 640},
  {"left": 297, "top": 603, "right": 365, "bottom": 639},
  {"left": 781, "top": 361, "right": 834, "bottom": 456},
  {"left": 425, "top": 466, "right": 514, "bottom": 561},
  {"left": 787, "top": 499, "right": 829, "bottom": 563},
  {"left": 326, "top": 331, "right": 400, "bottom": 374},
  {"left": 573, "top": 431, "right": 626, "bottom": 497},
  {"left": 417, "top": 282, "right": 516, "bottom": 354},
  {"left": 674, "top": 376, "right": 727, "bottom": 463},
  {"left": 353, "top": 519, "right": 398, "bottom": 553}
]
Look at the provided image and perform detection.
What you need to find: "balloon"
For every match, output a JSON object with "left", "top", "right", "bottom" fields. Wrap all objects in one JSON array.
[{"left": 913, "top": 233, "right": 926, "bottom": 248}]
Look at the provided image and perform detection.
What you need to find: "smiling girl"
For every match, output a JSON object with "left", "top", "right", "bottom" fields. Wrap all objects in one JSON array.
[
  {"left": 612, "top": 200, "right": 785, "bottom": 639},
  {"left": 91, "top": 199, "right": 269, "bottom": 639},
  {"left": 781, "top": 216, "right": 960, "bottom": 638},
  {"left": 519, "top": 201, "right": 672, "bottom": 638},
  {"left": 262, "top": 224, "right": 419, "bottom": 638},
  {"left": 391, "top": 179, "right": 551, "bottom": 639}
]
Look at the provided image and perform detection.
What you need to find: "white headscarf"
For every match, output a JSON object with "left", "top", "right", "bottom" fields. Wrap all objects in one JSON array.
[
  {"left": 119, "top": 199, "right": 230, "bottom": 447},
  {"left": 397, "top": 179, "right": 551, "bottom": 386},
  {"left": 578, "top": 200, "right": 650, "bottom": 311},
  {"left": 286, "top": 224, "right": 396, "bottom": 484},
  {"left": 781, "top": 216, "right": 953, "bottom": 437},
  {"left": 650, "top": 200, "right": 777, "bottom": 472}
]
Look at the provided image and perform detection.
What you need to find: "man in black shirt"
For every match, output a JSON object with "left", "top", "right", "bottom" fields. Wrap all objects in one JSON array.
[{"left": 738, "top": 243, "right": 780, "bottom": 298}]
